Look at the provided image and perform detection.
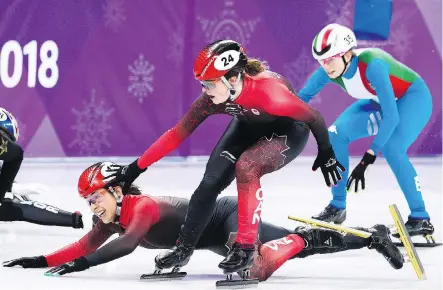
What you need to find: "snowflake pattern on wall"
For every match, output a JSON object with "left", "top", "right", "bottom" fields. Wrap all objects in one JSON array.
[
  {"left": 128, "top": 54, "right": 155, "bottom": 103},
  {"left": 197, "top": 0, "right": 260, "bottom": 44},
  {"left": 383, "top": 20, "right": 413, "bottom": 61},
  {"left": 284, "top": 48, "right": 321, "bottom": 104},
  {"left": 103, "top": 0, "right": 126, "bottom": 33},
  {"left": 69, "top": 89, "right": 114, "bottom": 155},
  {"left": 160, "top": 0, "right": 185, "bottom": 67},
  {"left": 325, "top": 0, "right": 353, "bottom": 27},
  {"left": 167, "top": 30, "right": 184, "bottom": 67}
]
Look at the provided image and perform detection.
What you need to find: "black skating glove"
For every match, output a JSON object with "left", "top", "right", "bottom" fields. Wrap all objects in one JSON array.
[
  {"left": 72, "top": 211, "right": 84, "bottom": 229},
  {"left": 346, "top": 152, "right": 376, "bottom": 193},
  {"left": 3, "top": 256, "right": 48, "bottom": 268},
  {"left": 312, "top": 146, "right": 345, "bottom": 187},
  {"left": 104, "top": 159, "right": 147, "bottom": 193},
  {"left": 44, "top": 257, "right": 89, "bottom": 277}
]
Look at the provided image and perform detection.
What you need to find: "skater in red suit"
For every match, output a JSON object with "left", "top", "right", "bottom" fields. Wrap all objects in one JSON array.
[
  {"left": 3, "top": 162, "right": 404, "bottom": 282},
  {"left": 103, "top": 39, "right": 345, "bottom": 276}
]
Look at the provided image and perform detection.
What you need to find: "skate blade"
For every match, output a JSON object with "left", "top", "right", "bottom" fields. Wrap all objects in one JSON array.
[
  {"left": 389, "top": 204, "right": 426, "bottom": 280},
  {"left": 391, "top": 230, "right": 442, "bottom": 248},
  {"left": 393, "top": 242, "right": 442, "bottom": 248},
  {"left": 216, "top": 278, "right": 259, "bottom": 289},
  {"left": 425, "top": 235, "right": 436, "bottom": 244},
  {"left": 140, "top": 272, "right": 187, "bottom": 281},
  {"left": 288, "top": 215, "right": 371, "bottom": 238}
]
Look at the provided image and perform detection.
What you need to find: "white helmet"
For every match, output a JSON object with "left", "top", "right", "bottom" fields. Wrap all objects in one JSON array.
[{"left": 312, "top": 23, "right": 357, "bottom": 60}]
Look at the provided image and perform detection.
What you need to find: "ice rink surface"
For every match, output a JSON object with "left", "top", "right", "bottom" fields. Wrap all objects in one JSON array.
[{"left": 1, "top": 157, "right": 442, "bottom": 289}]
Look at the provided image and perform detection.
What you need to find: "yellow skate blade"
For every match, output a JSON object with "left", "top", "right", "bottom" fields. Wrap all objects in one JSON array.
[
  {"left": 288, "top": 216, "right": 372, "bottom": 238},
  {"left": 389, "top": 204, "right": 427, "bottom": 280}
]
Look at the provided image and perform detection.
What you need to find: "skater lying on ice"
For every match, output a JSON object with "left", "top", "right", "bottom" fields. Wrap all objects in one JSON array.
[
  {"left": 0, "top": 107, "right": 83, "bottom": 229},
  {"left": 3, "top": 162, "right": 404, "bottom": 282}
]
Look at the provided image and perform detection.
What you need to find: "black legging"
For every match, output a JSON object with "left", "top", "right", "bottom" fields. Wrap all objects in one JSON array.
[
  {"left": 179, "top": 118, "right": 310, "bottom": 247},
  {"left": 196, "top": 196, "right": 368, "bottom": 257},
  {"left": 0, "top": 198, "right": 78, "bottom": 228}
]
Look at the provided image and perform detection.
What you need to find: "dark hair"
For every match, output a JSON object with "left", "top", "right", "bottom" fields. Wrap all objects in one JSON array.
[
  {"left": 126, "top": 184, "right": 142, "bottom": 195},
  {"left": 113, "top": 183, "right": 142, "bottom": 195},
  {"left": 225, "top": 58, "right": 269, "bottom": 79}
]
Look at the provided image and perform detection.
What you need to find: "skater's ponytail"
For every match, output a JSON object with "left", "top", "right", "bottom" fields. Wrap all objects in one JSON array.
[
  {"left": 244, "top": 58, "right": 268, "bottom": 76},
  {"left": 224, "top": 57, "right": 269, "bottom": 80}
]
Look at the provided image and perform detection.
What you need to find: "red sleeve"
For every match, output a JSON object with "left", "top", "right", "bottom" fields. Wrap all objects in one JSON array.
[
  {"left": 84, "top": 198, "right": 159, "bottom": 267},
  {"left": 44, "top": 221, "right": 115, "bottom": 267},
  {"left": 137, "top": 94, "right": 216, "bottom": 169},
  {"left": 260, "top": 81, "right": 331, "bottom": 150}
]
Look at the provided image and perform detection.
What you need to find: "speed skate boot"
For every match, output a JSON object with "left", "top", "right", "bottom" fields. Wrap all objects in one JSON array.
[
  {"left": 140, "top": 239, "right": 192, "bottom": 281},
  {"left": 367, "top": 224, "right": 404, "bottom": 269},
  {"left": 294, "top": 226, "right": 347, "bottom": 258},
  {"left": 392, "top": 218, "right": 435, "bottom": 243},
  {"left": 219, "top": 242, "right": 255, "bottom": 275},
  {"left": 312, "top": 204, "right": 346, "bottom": 224},
  {"left": 155, "top": 240, "right": 194, "bottom": 271},
  {"left": 216, "top": 243, "right": 259, "bottom": 287}
]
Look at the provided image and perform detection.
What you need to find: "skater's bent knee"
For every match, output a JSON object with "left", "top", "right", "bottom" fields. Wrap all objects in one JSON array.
[
  {"left": 235, "top": 157, "right": 263, "bottom": 181},
  {"left": 235, "top": 165, "right": 262, "bottom": 183},
  {"left": 199, "top": 174, "right": 224, "bottom": 188},
  {"left": 192, "top": 174, "right": 226, "bottom": 199},
  {"left": 382, "top": 143, "right": 407, "bottom": 160}
]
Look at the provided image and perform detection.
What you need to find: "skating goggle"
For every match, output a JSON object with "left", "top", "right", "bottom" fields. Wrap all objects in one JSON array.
[
  {"left": 200, "top": 79, "right": 218, "bottom": 90},
  {"left": 85, "top": 191, "right": 105, "bottom": 206},
  {"left": 319, "top": 52, "right": 346, "bottom": 65}
]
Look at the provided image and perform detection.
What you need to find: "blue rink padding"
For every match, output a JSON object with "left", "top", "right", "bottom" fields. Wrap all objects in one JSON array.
[{"left": 353, "top": 0, "right": 393, "bottom": 40}]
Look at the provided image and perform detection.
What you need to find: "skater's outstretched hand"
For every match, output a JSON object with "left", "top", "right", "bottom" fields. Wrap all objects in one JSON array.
[
  {"left": 3, "top": 256, "right": 47, "bottom": 268},
  {"left": 44, "top": 257, "right": 89, "bottom": 277},
  {"left": 346, "top": 152, "right": 376, "bottom": 193},
  {"left": 312, "top": 146, "right": 345, "bottom": 187},
  {"left": 103, "top": 159, "right": 146, "bottom": 194}
]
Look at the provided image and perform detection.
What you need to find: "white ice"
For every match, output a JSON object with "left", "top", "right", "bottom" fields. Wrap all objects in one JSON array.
[{"left": 1, "top": 157, "right": 442, "bottom": 290}]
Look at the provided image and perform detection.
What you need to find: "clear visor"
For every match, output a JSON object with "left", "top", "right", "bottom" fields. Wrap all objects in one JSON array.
[
  {"left": 319, "top": 52, "right": 346, "bottom": 65},
  {"left": 200, "top": 79, "right": 217, "bottom": 90},
  {"left": 85, "top": 191, "right": 105, "bottom": 206}
]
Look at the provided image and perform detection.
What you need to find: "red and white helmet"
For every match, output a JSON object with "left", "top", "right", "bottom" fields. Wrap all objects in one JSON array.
[
  {"left": 78, "top": 162, "right": 117, "bottom": 198},
  {"left": 312, "top": 24, "right": 357, "bottom": 61},
  {"left": 194, "top": 40, "right": 247, "bottom": 81}
]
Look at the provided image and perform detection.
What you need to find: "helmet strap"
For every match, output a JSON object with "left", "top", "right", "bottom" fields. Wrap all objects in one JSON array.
[
  {"left": 337, "top": 54, "right": 352, "bottom": 78},
  {"left": 108, "top": 186, "right": 123, "bottom": 223},
  {"left": 221, "top": 72, "right": 242, "bottom": 101},
  {"left": 115, "top": 204, "right": 122, "bottom": 223}
]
